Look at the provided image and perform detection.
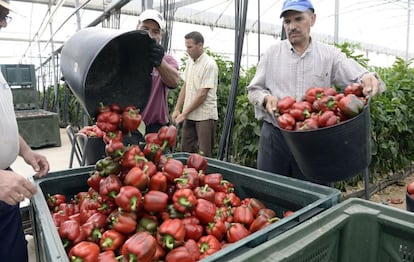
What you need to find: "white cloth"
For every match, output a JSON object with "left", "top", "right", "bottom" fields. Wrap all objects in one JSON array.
[{"left": 0, "top": 72, "right": 19, "bottom": 169}]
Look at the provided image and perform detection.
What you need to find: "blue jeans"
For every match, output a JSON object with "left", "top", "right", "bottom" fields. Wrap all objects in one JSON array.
[{"left": 0, "top": 201, "right": 28, "bottom": 262}]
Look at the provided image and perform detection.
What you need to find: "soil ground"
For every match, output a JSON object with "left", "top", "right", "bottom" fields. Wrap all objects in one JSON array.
[{"left": 346, "top": 171, "right": 414, "bottom": 211}]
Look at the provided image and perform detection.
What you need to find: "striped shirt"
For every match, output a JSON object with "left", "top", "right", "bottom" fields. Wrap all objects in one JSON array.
[
  {"left": 248, "top": 39, "right": 375, "bottom": 126},
  {"left": 0, "top": 72, "right": 19, "bottom": 169},
  {"left": 183, "top": 52, "right": 218, "bottom": 121}
]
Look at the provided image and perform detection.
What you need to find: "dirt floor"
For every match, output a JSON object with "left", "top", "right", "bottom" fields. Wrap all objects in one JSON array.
[{"left": 345, "top": 171, "right": 414, "bottom": 211}]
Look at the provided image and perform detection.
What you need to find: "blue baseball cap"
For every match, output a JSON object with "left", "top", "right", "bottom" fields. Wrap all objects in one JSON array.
[{"left": 280, "top": 0, "right": 314, "bottom": 18}]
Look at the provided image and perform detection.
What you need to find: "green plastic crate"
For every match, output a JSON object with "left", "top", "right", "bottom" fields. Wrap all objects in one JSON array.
[
  {"left": 15, "top": 109, "right": 61, "bottom": 148},
  {"left": 235, "top": 197, "right": 414, "bottom": 262},
  {"left": 30, "top": 153, "right": 340, "bottom": 262}
]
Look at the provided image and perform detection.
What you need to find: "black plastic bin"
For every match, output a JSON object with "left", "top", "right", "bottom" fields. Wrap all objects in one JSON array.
[
  {"left": 60, "top": 27, "right": 153, "bottom": 118},
  {"left": 279, "top": 103, "right": 371, "bottom": 183},
  {"left": 30, "top": 153, "right": 340, "bottom": 262}
]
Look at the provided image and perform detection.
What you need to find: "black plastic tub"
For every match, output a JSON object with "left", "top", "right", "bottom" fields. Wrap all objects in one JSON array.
[
  {"left": 60, "top": 27, "right": 153, "bottom": 118},
  {"left": 279, "top": 103, "right": 371, "bottom": 183}
]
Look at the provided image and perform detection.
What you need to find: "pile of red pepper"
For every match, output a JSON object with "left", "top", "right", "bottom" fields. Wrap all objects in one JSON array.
[
  {"left": 277, "top": 84, "right": 367, "bottom": 130},
  {"left": 48, "top": 125, "right": 288, "bottom": 261}
]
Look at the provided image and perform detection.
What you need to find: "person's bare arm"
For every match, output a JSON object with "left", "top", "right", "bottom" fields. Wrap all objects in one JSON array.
[{"left": 156, "top": 59, "right": 180, "bottom": 88}]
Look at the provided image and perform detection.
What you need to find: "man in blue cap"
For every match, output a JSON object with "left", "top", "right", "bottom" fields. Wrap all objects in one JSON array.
[
  {"left": 0, "top": 0, "right": 50, "bottom": 260},
  {"left": 247, "top": 0, "right": 385, "bottom": 182}
]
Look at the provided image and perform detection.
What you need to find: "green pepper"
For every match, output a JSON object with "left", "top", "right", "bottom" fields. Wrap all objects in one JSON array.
[{"left": 95, "top": 157, "right": 121, "bottom": 177}]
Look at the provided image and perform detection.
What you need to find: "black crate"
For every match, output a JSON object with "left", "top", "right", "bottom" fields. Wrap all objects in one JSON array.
[{"left": 30, "top": 153, "right": 340, "bottom": 262}]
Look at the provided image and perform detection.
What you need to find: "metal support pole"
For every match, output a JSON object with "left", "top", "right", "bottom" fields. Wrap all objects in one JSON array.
[
  {"left": 406, "top": 0, "right": 411, "bottom": 61},
  {"left": 334, "top": 0, "right": 339, "bottom": 43},
  {"left": 364, "top": 167, "right": 370, "bottom": 200}
]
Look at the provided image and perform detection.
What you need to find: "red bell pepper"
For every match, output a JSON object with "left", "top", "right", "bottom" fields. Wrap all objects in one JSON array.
[
  {"left": 184, "top": 239, "right": 201, "bottom": 261},
  {"left": 143, "top": 190, "right": 169, "bottom": 213},
  {"left": 173, "top": 188, "right": 197, "bottom": 213},
  {"left": 149, "top": 171, "right": 168, "bottom": 192},
  {"left": 227, "top": 192, "right": 241, "bottom": 207},
  {"left": 187, "top": 153, "right": 208, "bottom": 173},
  {"left": 47, "top": 193, "right": 67, "bottom": 211},
  {"left": 338, "top": 94, "right": 365, "bottom": 118},
  {"left": 258, "top": 208, "right": 277, "bottom": 218},
  {"left": 305, "top": 86, "right": 325, "bottom": 103},
  {"left": 87, "top": 171, "right": 102, "bottom": 192},
  {"left": 165, "top": 246, "right": 195, "bottom": 262},
  {"left": 109, "top": 102, "right": 122, "bottom": 114},
  {"left": 249, "top": 214, "right": 280, "bottom": 233},
  {"left": 105, "top": 139, "right": 125, "bottom": 159},
  {"left": 68, "top": 241, "right": 100, "bottom": 262},
  {"left": 233, "top": 204, "right": 255, "bottom": 227},
  {"left": 312, "top": 95, "right": 337, "bottom": 112},
  {"left": 103, "top": 130, "right": 123, "bottom": 144},
  {"left": 193, "top": 198, "right": 217, "bottom": 225},
  {"left": 206, "top": 220, "right": 226, "bottom": 241},
  {"left": 52, "top": 212, "right": 69, "bottom": 227},
  {"left": 124, "top": 166, "right": 149, "bottom": 192},
  {"left": 120, "top": 232, "right": 157, "bottom": 262},
  {"left": 143, "top": 143, "right": 163, "bottom": 164},
  {"left": 136, "top": 217, "right": 159, "bottom": 236},
  {"left": 107, "top": 210, "right": 137, "bottom": 235},
  {"left": 226, "top": 222, "right": 250, "bottom": 243},
  {"left": 277, "top": 113, "right": 296, "bottom": 130},
  {"left": 198, "top": 235, "right": 222, "bottom": 259},
  {"left": 55, "top": 202, "right": 75, "bottom": 217},
  {"left": 100, "top": 229, "right": 125, "bottom": 251},
  {"left": 99, "top": 174, "right": 122, "bottom": 199},
  {"left": 81, "top": 212, "right": 107, "bottom": 243},
  {"left": 203, "top": 173, "right": 231, "bottom": 193},
  {"left": 58, "top": 219, "right": 85, "bottom": 248},
  {"left": 344, "top": 83, "right": 363, "bottom": 97},
  {"left": 97, "top": 111, "right": 121, "bottom": 132},
  {"left": 95, "top": 102, "right": 110, "bottom": 115},
  {"left": 298, "top": 117, "right": 318, "bottom": 131},
  {"left": 121, "top": 145, "right": 148, "bottom": 169},
  {"left": 114, "top": 185, "right": 142, "bottom": 212},
  {"left": 214, "top": 206, "right": 233, "bottom": 223},
  {"left": 122, "top": 107, "right": 142, "bottom": 133},
  {"left": 161, "top": 204, "right": 185, "bottom": 220},
  {"left": 277, "top": 96, "right": 296, "bottom": 114},
  {"left": 158, "top": 125, "right": 177, "bottom": 150},
  {"left": 323, "top": 87, "right": 338, "bottom": 96},
  {"left": 144, "top": 132, "right": 162, "bottom": 146},
  {"left": 214, "top": 191, "right": 230, "bottom": 207},
  {"left": 182, "top": 216, "right": 203, "bottom": 241},
  {"left": 97, "top": 250, "right": 121, "bottom": 262},
  {"left": 79, "top": 197, "right": 101, "bottom": 224},
  {"left": 163, "top": 158, "right": 185, "bottom": 183},
  {"left": 157, "top": 218, "right": 186, "bottom": 250},
  {"left": 175, "top": 167, "right": 200, "bottom": 190},
  {"left": 317, "top": 110, "right": 340, "bottom": 127},
  {"left": 193, "top": 185, "right": 215, "bottom": 203}
]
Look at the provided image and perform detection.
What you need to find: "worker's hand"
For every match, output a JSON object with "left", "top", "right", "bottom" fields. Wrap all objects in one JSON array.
[
  {"left": 149, "top": 39, "right": 165, "bottom": 68},
  {"left": 361, "top": 73, "right": 380, "bottom": 97},
  {"left": 0, "top": 170, "right": 37, "bottom": 205},
  {"left": 264, "top": 95, "right": 279, "bottom": 115}
]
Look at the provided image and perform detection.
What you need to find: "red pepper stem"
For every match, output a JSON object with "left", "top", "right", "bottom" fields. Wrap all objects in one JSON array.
[
  {"left": 101, "top": 237, "right": 114, "bottom": 248},
  {"left": 200, "top": 242, "right": 210, "bottom": 253},
  {"left": 178, "top": 196, "right": 191, "bottom": 207},
  {"left": 163, "top": 234, "right": 175, "bottom": 250},
  {"left": 71, "top": 257, "right": 84, "bottom": 262},
  {"left": 134, "top": 155, "right": 148, "bottom": 163},
  {"left": 130, "top": 196, "right": 137, "bottom": 211},
  {"left": 128, "top": 254, "right": 138, "bottom": 262},
  {"left": 161, "top": 140, "right": 169, "bottom": 151}
]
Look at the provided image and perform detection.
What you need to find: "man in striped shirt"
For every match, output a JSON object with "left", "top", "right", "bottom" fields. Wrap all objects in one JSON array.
[{"left": 248, "top": 0, "right": 385, "bottom": 182}]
